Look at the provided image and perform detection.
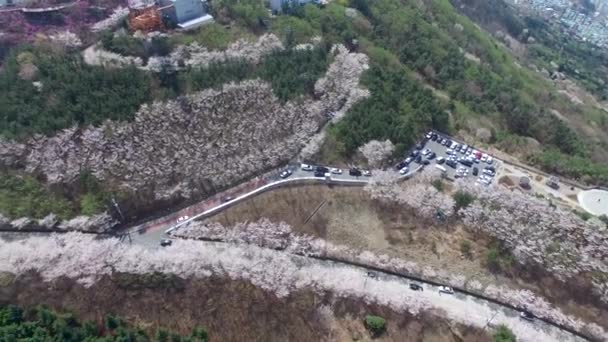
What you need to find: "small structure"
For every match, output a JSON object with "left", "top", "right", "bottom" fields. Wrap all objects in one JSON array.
[
  {"left": 519, "top": 176, "right": 531, "bottom": 190},
  {"left": 129, "top": 5, "right": 164, "bottom": 32},
  {"left": 546, "top": 176, "right": 560, "bottom": 190}
]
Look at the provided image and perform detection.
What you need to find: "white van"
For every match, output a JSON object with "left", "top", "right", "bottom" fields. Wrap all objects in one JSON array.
[{"left": 435, "top": 164, "right": 447, "bottom": 173}]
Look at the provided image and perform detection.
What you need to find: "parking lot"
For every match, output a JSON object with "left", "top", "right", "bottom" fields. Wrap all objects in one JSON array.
[{"left": 398, "top": 131, "right": 499, "bottom": 186}]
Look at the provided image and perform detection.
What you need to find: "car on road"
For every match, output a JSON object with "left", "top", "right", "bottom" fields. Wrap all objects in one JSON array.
[
  {"left": 427, "top": 152, "right": 436, "bottom": 160},
  {"left": 366, "top": 271, "right": 378, "bottom": 279},
  {"left": 409, "top": 283, "right": 423, "bottom": 291},
  {"left": 362, "top": 170, "right": 372, "bottom": 177},
  {"left": 330, "top": 168, "right": 342, "bottom": 174},
  {"left": 438, "top": 286, "right": 454, "bottom": 294},
  {"left": 436, "top": 157, "right": 445, "bottom": 164},
  {"left": 280, "top": 169, "right": 292, "bottom": 178},
  {"left": 177, "top": 215, "right": 189, "bottom": 223},
  {"left": 349, "top": 168, "right": 362, "bottom": 176},
  {"left": 222, "top": 196, "right": 234, "bottom": 202},
  {"left": 399, "top": 167, "right": 409, "bottom": 175},
  {"left": 520, "top": 311, "right": 535, "bottom": 321},
  {"left": 301, "top": 163, "right": 314, "bottom": 171},
  {"left": 314, "top": 171, "right": 326, "bottom": 177},
  {"left": 160, "top": 239, "right": 172, "bottom": 247}
]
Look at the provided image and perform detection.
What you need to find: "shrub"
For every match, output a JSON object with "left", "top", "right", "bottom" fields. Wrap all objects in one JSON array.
[
  {"left": 364, "top": 315, "right": 386, "bottom": 336},
  {"left": 486, "top": 247, "right": 500, "bottom": 272},
  {"left": 453, "top": 190, "right": 475, "bottom": 211},
  {"left": 492, "top": 324, "right": 516, "bottom": 342},
  {"left": 431, "top": 178, "right": 444, "bottom": 191},
  {"left": 460, "top": 240, "right": 472, "bottom": 259}
]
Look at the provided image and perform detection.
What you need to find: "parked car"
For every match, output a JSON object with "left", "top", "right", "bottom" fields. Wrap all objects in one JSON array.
[
  {"left": 177, "top": 215, "right": 189, "bottom": 223},
  {"left": 409, "top": 283, "right": 423, "bottom": 291},
  {"left": 459, "top": 159, "right": 473, "bottom": 167},
  {"left": 301, "top": 163, "right": 314, "bottom": 171},
  {"left": 280, "top": 169, "right": 292, "bottom": 178},
  {"left": 472, "top": 167, "right": 479, "bottom": 176},
  {"left": 450, "top": 142, "right": 459, "bottom": 150},
  {"left": 431, "top": 134, "right": 438, "bottom": 141},
  {"left": 460, "top": 144, "right": 468, "bottom": 153},
  {"left": 416, "top": 142, "right": 425, "bottom": 150},
  {"left": 362, "top": 170, "right": 372, "bottom": 177},
  {"left": 316, "top": 166, "right": 329, "bottom": 173},
  {"left": 366, "top": 271, "right": 378, "bottom": 279},
  {"left": 411, "top": 150, "right": 420, "bottom": 157},
  {"left": 222, "top": 196, "right": 234, "bottom": 203},
  {"left": 160, "top": 239, "right": 172, "bottom": 247},
  {"left": 436, "top": 157, "right": 445, "bottom": 164},
  {"left": 446, "top": 160, "right": 457, "bottom": 168},
  {"left": 438, "top": 286, "right": 454, "bottom": 294},
  {"left": 520, "top": 311, "right": 535, "bottom": 321},
  {"left": 425, "top": 132, "right": 433, "bottom": 139},
  {"left": 330, "top": 168, "right": 342, "bottom": 174},
  {"left": 446, "top": 148, "right": 455, "bottom": 155},
  {"left": 422, "top": 160, "right": 430, "bottom": 165},
  {"left": 415, "top": 155, "right": 423, "bottom": 164},
  {"left": 427, "top": 152, "right": 436, "bottom": 160},
  {"left": 399, "top": 167, "right": 409, "bottom": 175},
  {"left": 483, "top": 169, "right": 495, "bottom": 177},
  {"left": 349, "top": 168, "right": 362, "bottom": 176},
  {"left": 486, "top": 156, "right": 494, "bottom": 164},
  {"left": 481, "top": 153, "right": 488, "bottom": 162},
  {"left": 395, "top": 161, "right": 407, "bottom": 170},
  {"left": 421, "top": 148, "right": 431, "bottom": 156},
  {"left": 314, "top": 171, "right": 325, "bottom": 177},
  {"left": 442, "top": 138, "right": 449, "bottom": 146},
  {"left": 404, "top": 157, "right": 413, "bottom": 164}
]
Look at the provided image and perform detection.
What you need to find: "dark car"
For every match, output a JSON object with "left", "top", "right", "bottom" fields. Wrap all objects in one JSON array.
[
  {"left": 472, "top": 167, "right": 479, "bottom": 176},
  {"left": 431, "top": 134, "right": 438, "bottom": 141},
  {"left": 415, "top": 142, "right": 424, "bottom": 150},
  {"left": 422, "top": 160, "right": 430, "bottom": 165},
  {"left": 222, "top": 196, "right": 234, "bottom": 202},
  {"left": 160, "top": 239, "right": 172, "bottom": 247},
  {"left": 520, "top": 311, "right": 535, "bottom": 321},
  {"left": 427, "top": 152, "right": 436, "bottom": 160},
  {"left": 280, "top": 169, "right": 292, "bottom": 178},
  {"left": 409, "top": 283, "right": 423, "bottom": 291},
  {"left": 415, "top": 155, "right": 422, "bottom": 164},
  {"left": 366, "top": 271, "right": 378, "bottom": 279},
  {"left": 316, "top": 166, "right": 329, "bottom": 173},
  {"left": 395, "top": 161, "right": 407, "bottom": 170},
  {"left": 349, "top": 168, "right": 362, "bottom": 176},
  {"left": 314, "top": 171, "right": 326, "bottom": 177},
  {"left": 460, "top": 159, "right": 473, "bottom": 167},
  {"left": 485, "top": 165, "right": 496, "bottom": 172},
  {"left": 446, "top": 160, "right": 457, "bottom": 168}
]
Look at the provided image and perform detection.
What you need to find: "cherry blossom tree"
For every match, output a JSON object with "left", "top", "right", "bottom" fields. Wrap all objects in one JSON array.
[{"left": 358, "top": 140, "right": 395, "bottom": 168}]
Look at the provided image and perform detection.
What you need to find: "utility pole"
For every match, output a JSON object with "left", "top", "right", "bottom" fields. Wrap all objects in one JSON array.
[{"left": 112, "top": 197, "right": 125, "bottom": 222}]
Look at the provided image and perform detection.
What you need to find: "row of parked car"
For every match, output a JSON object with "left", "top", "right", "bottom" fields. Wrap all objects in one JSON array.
[{"left": 296, "top": 164, "right": 371, "bottom": 178}]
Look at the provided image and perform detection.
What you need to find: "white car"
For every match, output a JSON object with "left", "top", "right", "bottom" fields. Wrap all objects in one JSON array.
[
  {"left": 404, "top": 157, "right": 413, "bottom": 164},
  {"left": 330, "top": 168, "right": 342, "bottom": 174},
  {"left": 362, "top": 170, "right": 372, "bottom": 177},
  {"left": 450, "top": 142, "right": 459, "bottom": 150},
  {"left": 481, "top": 153, "right": 488, "bottom": 162},
  {"left": 439, "top": 286, "right": 454, "bottom": 294},
  {"left": 399, "top": 167, "right": 409, "bottom": 175},
  {"left": 421, "top": 148, "right": 431, "bottom": 156},
  {"left": 177, "top": 215, "right": 189, "bottom": 223},
  {"left": 446, "top": 149, "right": 455, "bottom": 155},
  {"left": 301, "top": 163, "right": 314, "bottom": 171},
  {"left": 486, "top": 156, "right": 494, "bottom": 164}
]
